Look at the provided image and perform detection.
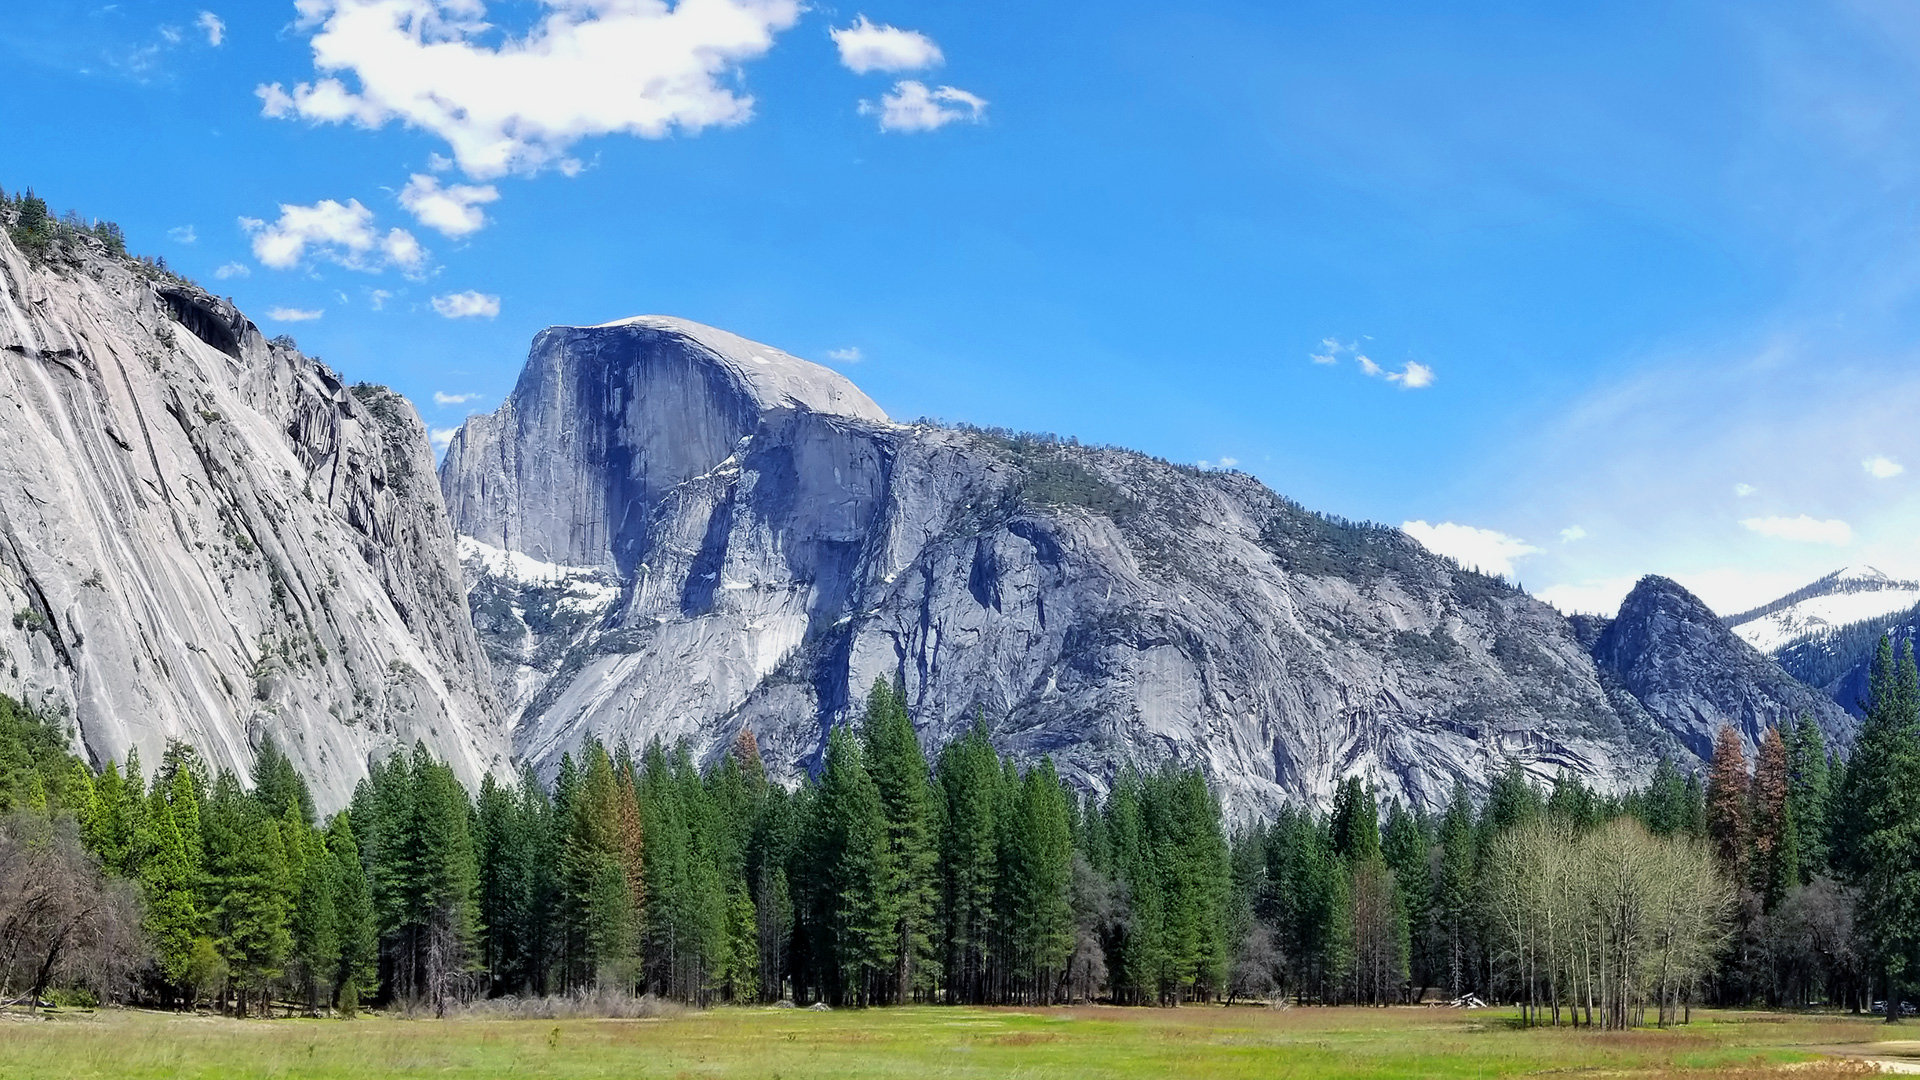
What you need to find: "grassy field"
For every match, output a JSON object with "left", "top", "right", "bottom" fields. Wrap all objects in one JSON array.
[{"left": 0, "top": 1004, "right": 1906, "bottom": 1079}]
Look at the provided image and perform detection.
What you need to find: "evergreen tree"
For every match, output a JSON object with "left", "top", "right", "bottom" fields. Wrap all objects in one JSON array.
[
  {"left": 1705, "top": 724, "right": 1750, "bottom": 877},
  {"left": 1843, "top": 636, "right": 1920, "bottom": 1021},
  {"left": 1750, "top": 725, "right": 1798, "bottom": 910},
  {"left": 860, "top": 679, "right": 940, "bottom": 1003},
  {"left": 1784, "top": 715, "right": 1831, "bottom": 881},
  {"left": 137, "top": 793, "right": 202, "bottom": 997},
  {"left": 327, "top": 812, "right": 378, "bottom": 1015},
  {"left": 936, "top": 720, "right": 1001, "bottom": 1004},
  {"left": 812, "top": 726, "right": 895, "bottom": 1005}
]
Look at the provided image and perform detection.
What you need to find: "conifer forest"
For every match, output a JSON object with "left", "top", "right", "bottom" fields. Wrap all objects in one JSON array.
[{"left": 7, "top": 641, "right": 1920, "bottom": 1031}]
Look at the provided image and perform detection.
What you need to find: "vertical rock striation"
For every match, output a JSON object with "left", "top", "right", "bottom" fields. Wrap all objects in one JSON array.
[
  {"left": 442, "top": 316, "right": 1796, "bottom": 817},
  {"left": 0, "top": 230, "right": 505, "bottom": 810}
]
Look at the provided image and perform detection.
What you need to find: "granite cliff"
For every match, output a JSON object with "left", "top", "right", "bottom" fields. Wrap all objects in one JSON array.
[{"left": 0, "top": 226, "right": 505, "bottom": 811}]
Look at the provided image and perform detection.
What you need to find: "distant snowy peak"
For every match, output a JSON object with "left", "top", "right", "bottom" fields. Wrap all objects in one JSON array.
[{"left": 1726, "top": 565, "right": 1920, "bottom": 654}]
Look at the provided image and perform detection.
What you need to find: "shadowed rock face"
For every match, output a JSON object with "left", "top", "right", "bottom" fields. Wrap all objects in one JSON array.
[
  {"left": 443, "top": 317, "right": 1786, "bottom": 817},
  {"left": 0, "top": 230, "right": 505, "bottom": 811},
  {"left": 1589, "top": 576, "right": 1856, "bottom": 762}
]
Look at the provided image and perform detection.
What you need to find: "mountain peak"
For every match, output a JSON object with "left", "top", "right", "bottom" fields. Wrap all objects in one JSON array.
[
  {"left": 555, "top": 315, "right": 888, "bottom": 425},
  {"left": 1725, "top": 564, "right": 1920, "bottom": 654}
]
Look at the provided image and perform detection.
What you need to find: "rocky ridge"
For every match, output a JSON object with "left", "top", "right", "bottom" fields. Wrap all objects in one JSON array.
[
  {"left": 441, "top": 316, "right": 1837, "bottom": 816},
  {"left": 0, "top": 227, "right": 505, "bottom": 811}
]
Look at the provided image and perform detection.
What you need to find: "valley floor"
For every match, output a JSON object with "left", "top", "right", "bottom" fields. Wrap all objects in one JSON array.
[{"left": 0, "top": 1004, "right": 1905, "bottom": 1079}]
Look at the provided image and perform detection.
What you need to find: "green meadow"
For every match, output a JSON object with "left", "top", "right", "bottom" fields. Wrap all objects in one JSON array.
[{"left": 0, "top": 1005, "right": 1906, "bottom": 1080}]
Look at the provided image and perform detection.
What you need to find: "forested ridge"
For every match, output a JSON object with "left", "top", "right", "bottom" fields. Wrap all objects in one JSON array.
[{"left": 6, "top": 640, "right": 1920, "bottom": 1028}]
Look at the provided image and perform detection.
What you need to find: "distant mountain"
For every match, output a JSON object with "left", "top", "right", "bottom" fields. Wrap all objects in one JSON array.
[
  {"left": 438, "top": 316, "right": 1851, "bottom": 815},
  {"left": 1724, "top": 565, "right": 1920, "bottom": 654},
  {"left": 0, "top": 195, "right": 1854, "bottom": 818},
  {"left": 1592, "top": 577, "right": 1854, "bottom": 760}
]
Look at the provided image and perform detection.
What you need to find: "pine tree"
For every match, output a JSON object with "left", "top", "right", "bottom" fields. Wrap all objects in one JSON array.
[
  {"left": 1382, "top": 800, "right": 1434, "bottom": 994},
  {"left": 860, "top": 679, "right": 939, "bottom": 1003},
  {"left": 137, "top": 793, "right": 202, "bottom": 997},
  {"left": 290, "top": 822, "right": 340, "bottom": 1011},
  {"left": 1784, "top": 715, "right": 1830, "bottom": 881},
  {"left": 1330, "top": 777, "right": 1382, "bottom": 863},
  {"left": 1844, "top": 636, "right": 1920, "bottom": 1021},
  {"left": 1435, "top": 785, "right": 1475, "bottom": 999},
  {"left": 204, "top": 781, "right": 294, "bottom": 1017},
  {"left": 1749, "top": 725, "right": 1798, "bottom": 910},
  {"left": 813, "top": 725, "right": 895, "bottom": 1006},
  {"left": 327, "top": 812, "right": 378, "bottom": 1015},
  {"left": 936, "top": 720, "right": 1001, "bottom": 1004},
  {"left": 1705, "top": 723, "right": 1750, "bottom": 878}
]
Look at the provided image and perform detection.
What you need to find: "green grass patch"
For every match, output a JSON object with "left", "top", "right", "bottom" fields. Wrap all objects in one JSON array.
[{"left": 0, "top": 1005, "right": 1897, "bottom": 1080}]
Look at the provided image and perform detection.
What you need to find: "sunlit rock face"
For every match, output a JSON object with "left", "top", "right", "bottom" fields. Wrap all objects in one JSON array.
[
  {"left": 0, "top": 230, "right": 506, "bottom": 811},
  {"left": 444, "top": 316, "right": 1819, "bottom": 818}
]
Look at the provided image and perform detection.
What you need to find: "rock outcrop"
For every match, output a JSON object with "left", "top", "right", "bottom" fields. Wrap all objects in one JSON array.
[
  {"left": 0, "top": 229, "right": 505, "bottom": 810},
  {"left": 444, "top": 317, "right": 1730, "bottom": 816},
  {"left": 1588, "top": 576, "right": 1854, "bottom": 761}
]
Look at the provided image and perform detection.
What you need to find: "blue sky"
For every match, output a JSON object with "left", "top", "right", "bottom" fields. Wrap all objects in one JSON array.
[{"left": 8, "top": 0, "right": 1920, "bottom": 615}]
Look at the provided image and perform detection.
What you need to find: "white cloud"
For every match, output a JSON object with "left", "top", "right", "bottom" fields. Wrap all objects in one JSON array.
[
  {"left": 1740, "top": 514, "right": 1854, "bottom": 545},
  {"left": 433, "top": 391, "right": 480, "bottom": 406},
  {"left": 430, "top": 427, "right": 459, "bottom": 450},
  {"left": 368, "top": 288, "right": 392, "bottom": 310},
  {"left": 398, "top": 173, "right": 500, "bottom": 238},
  {"left": 1560, "top": 525, "right": 1588, "bottom": 543},
  {"left": 1313, "top": 338, "right": 1433, "bottom": 387},
  {"left": 825, "top": 346, "right": 864, "bottom": 363},
  {"left": 160, "top": 25, "right": 184, "bottom": 45},
  {"left": 431, "top": 290, "right": 500, "bottom": 319},
  {"left": 832, "top": 16, "right": 943, "bottom": 74},
  {"left": 1734, "top": 482, "right": 1758, "bottom": 497},
  {"left": 213, "top": 261, "right": 249, "bottom": 279},
  {"left": 1218, "top": 456, "right": 1239, "bottom": 469},
  {"left": 257, "top": 0, "right": 803, "bottom": 179},
  {"left": 1865, "top": 455, "right": 1905, "bottom": 479},
  {"left": 1536, "top": 576, "right": 1640, "bottom": 616},
  {"left": 1393, "top": 360, "right": 1435, "bottom": 389},
  {"left": 266, "top": 306, "right": 323, "bottom": 322},
  {"left": 861, "top": 80, "right": 987, "bottom": 133},
  {"left": 167, "top": 225, "right": 197, "bottom": 244},
  {"left": 196, "top": 11, "right": 225, "bottom": 47},
  {"left": 1401, "top": 520, "right": 1541, "bottom": 577},
  {"left": 242, "top": 198, "right": 427, "bottom": 275}
]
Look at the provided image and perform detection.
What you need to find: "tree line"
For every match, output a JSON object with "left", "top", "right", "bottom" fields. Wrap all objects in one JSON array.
[{"left": 9, "top": 637, "right": 1920, "bottom": 1025}]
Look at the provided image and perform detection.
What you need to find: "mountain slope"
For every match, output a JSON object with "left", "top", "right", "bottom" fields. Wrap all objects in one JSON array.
[
  {"left": 0, "top": 225, "right": 505, "bottom": 810},
  {"left": 1590, "top": 576, "right": 1854, "bottom": 760},
  {"left": 1725, "top": 565, "right": 1920, "bottom": 654},
  {"left": 444, "top": 317, "right": 1811, "bottom": 815}
]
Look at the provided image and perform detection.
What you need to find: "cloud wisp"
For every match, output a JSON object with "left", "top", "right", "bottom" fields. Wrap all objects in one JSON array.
[
  {"left": 433, "top": 391, "right": 480, "bottom": 406},
  {"left": 196, "top": 11, "right": 225, "bottom": 47},
  {"left": 832, "top": 16, "right": 943, "bottom": 74},
  {"left": 1740, "top": 515, "right": 1853, "bottom": 545},
  {"left": 1312, "top": 338, "right": 1434, "bottom": 389},
  {"left": 399, "top": 174, "right": 500, "bottom": 238},
  {"left": 241, "top": 198, "right": 426, "bottom": 275},
  {"left": 431, "top": 290, "right": 500, "bottom": 319},
  {"left": 861, "top": 81, "right": 987, "bottom": 133},
  {"left": 1402, "top": 520, "right": 1540, "bottom": 577},
  {"left": 825, "top": 346, "right": 864, "bottom": 363},
  {"left": 1865, "top": 455, "right": 1905, "bottom": 479},
  {"left": 266, "top": 306, "right": 323, "bottom": 322}
]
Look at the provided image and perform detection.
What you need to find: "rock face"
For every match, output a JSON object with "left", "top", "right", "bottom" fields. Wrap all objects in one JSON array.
[
  {"left": 1588, "top": 577, "right": 1854, "bottom": 761},
  {"left": 0, "top": 229, "right": 505, "bottom": 811},
  {"left": 444, "top": 317, "right": 1796, "bottom": 816}
]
